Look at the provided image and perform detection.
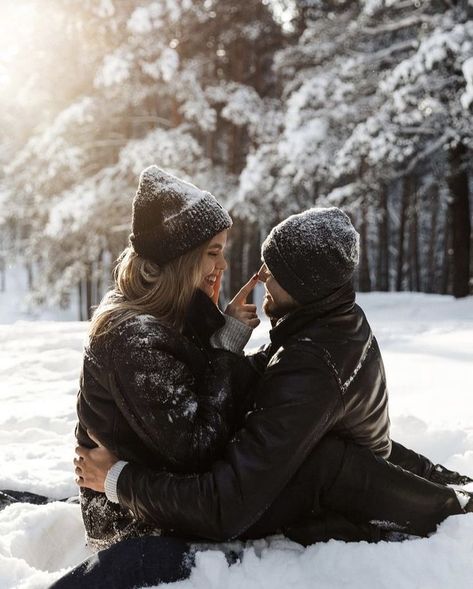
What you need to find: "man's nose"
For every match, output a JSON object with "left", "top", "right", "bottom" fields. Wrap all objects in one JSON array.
[{"left": 257, "top": 264, "right": 268, "bottom": 282}]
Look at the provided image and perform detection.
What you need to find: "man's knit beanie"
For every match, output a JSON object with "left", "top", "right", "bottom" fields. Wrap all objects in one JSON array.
[
  {"left": 130, "top": 166, "right": 232, "bottom": 266},
  {"left": 261, "top": 207, "right": 360, "bottom": 304}
]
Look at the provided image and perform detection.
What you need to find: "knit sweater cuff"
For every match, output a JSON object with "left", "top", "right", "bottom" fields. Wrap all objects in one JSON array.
[
  {"left": 210, "top": 314, "right": 253, "bottom": 354},
  {"left": 104, "top": 460, "right": 128, "bottom": 504}
]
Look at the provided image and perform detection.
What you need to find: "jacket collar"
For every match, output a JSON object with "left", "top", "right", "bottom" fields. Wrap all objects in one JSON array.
[
  {"left": 269, "top": 281, "right": 356, "bottom": 349},
  {"left": 183, "top": 288, "right": 226, "bottom": 346}
]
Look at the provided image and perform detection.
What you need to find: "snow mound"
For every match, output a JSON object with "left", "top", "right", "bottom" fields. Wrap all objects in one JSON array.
[{"left": 0, "top": 293, "right": 472, "bottom": 588}]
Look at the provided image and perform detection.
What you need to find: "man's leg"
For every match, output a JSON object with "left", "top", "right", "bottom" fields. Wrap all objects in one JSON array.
[
  {"left": 387, "top": 441, "right": 434, "bottom": 478},
  {"left": 244, "top": 435, "right": 466, "bottom": 542},
  {"left": 48, "top": 536, "right": 193, "bottom": 589},
  {"left": 326, "top": 440, "right": 465, "bottom": 536},
  {"left": 283, "top": 511, "right": 383, "bottom": 545},
  {"left": 0, "top": 490, "right": 79, "bottom": 512},
  {"left": 0, "top": 490, "right": 49, "bottom": 509},
  {"left": 388, "top": 441, "right": 473, "bottom": 485}
]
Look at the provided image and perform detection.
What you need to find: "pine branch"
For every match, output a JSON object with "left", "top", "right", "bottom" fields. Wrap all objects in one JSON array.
[
  {"left": 362, "top": 15, "right": 433, "bottom": 35},
  {"left": 393, "top": 131, "right": 453, "bottom": 178},
  {"left": 349, "top": 39, "right": 419, "bottom": 62}
]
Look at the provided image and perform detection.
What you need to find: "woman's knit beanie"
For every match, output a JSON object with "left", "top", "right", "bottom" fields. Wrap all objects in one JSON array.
[
  {"left": 130, "top": 166, "right": 232, "bottom": 265},
  {"left": 261, "top": 207, "right": 360, "bottom": 304}
]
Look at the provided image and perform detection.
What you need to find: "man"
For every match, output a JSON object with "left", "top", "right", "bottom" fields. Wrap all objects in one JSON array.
[{"left": 75, "top": 208, "right": 472, "bottom": 545}]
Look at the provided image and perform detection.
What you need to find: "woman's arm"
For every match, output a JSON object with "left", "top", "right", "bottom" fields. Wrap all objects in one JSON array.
[
  {"left": 78, "top": 344, "right": 342, "bottom": 541},
  {"left": 110, "top": 337, "right": 247, "bottom": 470}
]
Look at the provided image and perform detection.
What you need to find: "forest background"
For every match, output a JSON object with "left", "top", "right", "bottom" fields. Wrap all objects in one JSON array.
[{"left": 0, "top": 0, "right": 472, "bottom": 321}]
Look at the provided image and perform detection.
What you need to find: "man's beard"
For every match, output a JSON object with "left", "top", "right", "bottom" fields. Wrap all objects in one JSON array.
[{"left": 263, "top": 296, "right": 298, "bottom": 321}]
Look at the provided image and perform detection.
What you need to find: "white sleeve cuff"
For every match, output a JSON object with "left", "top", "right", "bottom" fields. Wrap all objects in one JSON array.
[
  {"left": 455, "top": 490, "right": 470, "bottom": 509},
  {"left": 210, "top": 314, "right": 253, "bottom": 354},
  {"left": 104, "top": 460, "right": 128, "bottom": 504}
]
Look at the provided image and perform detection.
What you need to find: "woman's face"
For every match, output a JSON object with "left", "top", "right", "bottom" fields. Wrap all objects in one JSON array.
[{"left": 199, "top": 230, "right": 228, "bottom": 298}]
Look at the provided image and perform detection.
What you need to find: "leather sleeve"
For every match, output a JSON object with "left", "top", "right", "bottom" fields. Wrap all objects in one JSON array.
[
  {"left": 117, "top": 343, "right": 342, "bottom": 541},
  {"left": 245, "top": 344, "right": 271, "bottom": 377}
]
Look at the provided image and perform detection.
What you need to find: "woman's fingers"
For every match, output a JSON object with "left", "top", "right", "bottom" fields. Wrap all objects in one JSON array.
[
  {"left": 74, "top": 445, "right": 88, "bottom": 458},
  {"left": 211, "top": 273, "right": 222, "bottom": 305},
  {"left": 240, "top": 312, "right": 258, "bottom": 321},
  {"left": 87, "top": 430, "right": 102, "bottom": 447},
  {"left": 225, "top": 275, "right": 261, "bottom": 328},
  {"left": 231, "top": 275, "right": 258, "bottom": 305}
]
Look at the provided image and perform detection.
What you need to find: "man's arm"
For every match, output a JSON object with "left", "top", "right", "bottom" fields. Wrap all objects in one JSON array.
[{"left": 115, "top": 344, "right": 342, "bottom": 541}]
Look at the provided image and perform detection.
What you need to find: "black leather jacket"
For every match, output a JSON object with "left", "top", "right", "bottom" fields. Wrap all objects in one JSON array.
[
  {"left": 76, "top": 289, "right": 256, "bottom": 548},
  {"left": 116, "top": 286, "right": 392, "bottom": 541}
]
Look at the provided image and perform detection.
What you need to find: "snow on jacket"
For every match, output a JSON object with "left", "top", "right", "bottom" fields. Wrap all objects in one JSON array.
[
  {"left": 76, "top": 289, "right": 257, "bottom": 549},
  {"left": 114, "top": 284, "right": 392, "bottom": 541}
]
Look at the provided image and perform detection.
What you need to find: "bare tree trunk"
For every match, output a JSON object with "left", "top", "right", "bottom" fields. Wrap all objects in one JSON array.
[
  {"left": 376, "top": 185, "right": 389, "bottom": 291},
  {"left": 0, "top": 259, "right": 5, "bottom": 292},
  {"left": 227, "top": 218, "right": 244, "bottom": 304},
  {"left": 358, "top": 203, "right": 372, "bottom": 292},
  {"left": 170, "top": 97, "right": 182, "bottom": 127},
  {"left": 446, "top": 143, "right": 471, "bottom": 298},
  {"left": 426, "top": 184, "right": 439, "bottom": 293},
  {"left": 408, "top": 183, "right": 421, "bottom": 291},
  {"left": 230, "top": 125, "right": 243, "bottom": 174},
  {"left": 440, "top": 211, "right": 452, "bottom": 295},
  {"left": 396, "top": 175, "right": 411, "bottom": 291},
  {"left": 78, "top": 281, "right": 85, "bottom": 321},
  {"left": 206, "top": 132, "right": 215, "bottom": 161},
  {"left": 86, "top": 264, "right": 93, "bottom": 320},
  {"left": 26, "top": 263, "right": 34, "bottom": 290}
]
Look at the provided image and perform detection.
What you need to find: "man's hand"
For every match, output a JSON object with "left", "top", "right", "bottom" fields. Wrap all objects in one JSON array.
[
  {"left": 74, "top": 432, "right": 118, "bottom": 493},
  {"left": 225, "top": 274, "right": 260, "bottom": 328}
]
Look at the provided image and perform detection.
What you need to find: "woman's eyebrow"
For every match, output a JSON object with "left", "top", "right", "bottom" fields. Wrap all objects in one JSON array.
[{"left": 208, "top": 244, "right": 223, "bottom": 250}]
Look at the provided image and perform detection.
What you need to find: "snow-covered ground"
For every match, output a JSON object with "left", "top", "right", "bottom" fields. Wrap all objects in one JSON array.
[
  {"left": 0, "top": 292, "right": 472, "bottom": 588},
  {"left": 0, "top": 264, "right": 77, "bottom": 324}
]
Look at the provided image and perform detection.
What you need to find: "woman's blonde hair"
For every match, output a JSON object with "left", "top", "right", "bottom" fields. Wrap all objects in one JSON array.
[{"left": 89, "top": 242, "right": 208, "bottom": 338}]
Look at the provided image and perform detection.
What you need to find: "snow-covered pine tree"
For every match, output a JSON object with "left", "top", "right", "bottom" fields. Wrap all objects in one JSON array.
[
  {"left": 237, "top": 0, "right": 472, "bottom": 296},
  {"left": 1, "top": 0, "right": 283, "bottom": 316},
  {"left": 333, "top": 0, "right": 473, "bottom": 296}
]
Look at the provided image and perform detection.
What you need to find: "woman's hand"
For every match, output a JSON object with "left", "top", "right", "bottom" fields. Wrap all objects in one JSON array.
[
  {"left": 211, "top": 272, "right": 222, "bottom": 305},
  {"left": 74, "top": 432, "right": 118, "bottom": 493},
  {"left": 225, "top": 274, "right": 260, "bottom": 328}
]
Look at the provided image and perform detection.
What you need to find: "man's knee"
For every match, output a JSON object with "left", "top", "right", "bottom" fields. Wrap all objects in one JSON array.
[{"left": 295, "top": 435, "right": 347, "bottom": 488}]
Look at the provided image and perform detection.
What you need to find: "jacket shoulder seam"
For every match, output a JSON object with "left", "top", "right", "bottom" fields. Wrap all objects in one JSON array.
[{"left": 340, "top": 332, "right": 374, "bottom": 393}]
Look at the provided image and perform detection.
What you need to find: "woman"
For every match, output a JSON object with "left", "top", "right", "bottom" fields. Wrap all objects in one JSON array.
[{"left": 76, "top": 165, "right": 260, "bottom": 550}]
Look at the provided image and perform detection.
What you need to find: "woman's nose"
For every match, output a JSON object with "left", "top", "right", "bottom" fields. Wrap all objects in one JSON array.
[{"left": 217, "top": 256, "right": 228, "bottom": 272}]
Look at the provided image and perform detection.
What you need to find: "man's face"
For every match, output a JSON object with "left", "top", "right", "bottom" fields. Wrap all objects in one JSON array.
[{"left": 258, "top": 263, "right": 298, "bottom": 320}]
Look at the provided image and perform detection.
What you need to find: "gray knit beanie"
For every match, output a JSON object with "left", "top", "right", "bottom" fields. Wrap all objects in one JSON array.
[
  {"left": 261, "top": 207, "right": 360, "bottom": 303},
  {"left": 130, "top": 166, "right": 232, "bottom": 265}
]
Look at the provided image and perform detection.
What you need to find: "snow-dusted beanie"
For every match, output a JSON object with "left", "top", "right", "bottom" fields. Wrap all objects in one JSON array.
[
  {"left": 130, "top": 166, "right": 232, "bottom": 266},
  {"left": 261, "top": 207, "right": 360, "bottom": 304}
]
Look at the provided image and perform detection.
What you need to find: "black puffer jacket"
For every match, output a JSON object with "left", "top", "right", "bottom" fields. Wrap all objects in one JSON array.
[
  {"left": 115, "top": 286, "right": 392, "bottom": 541},
  {"left": 76, "top": 289, "right": 256, "bottom": 549}
]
